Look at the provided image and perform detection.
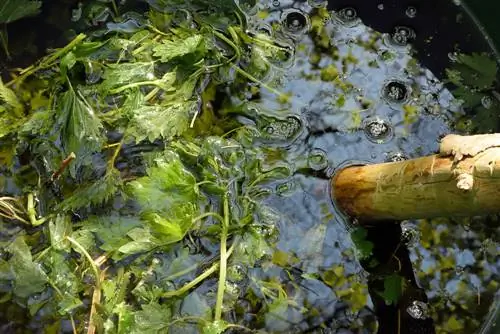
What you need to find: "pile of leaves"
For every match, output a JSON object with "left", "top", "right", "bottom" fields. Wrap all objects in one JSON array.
[{"left": 0, "top": 0, "right": 305, "bottom": 332}]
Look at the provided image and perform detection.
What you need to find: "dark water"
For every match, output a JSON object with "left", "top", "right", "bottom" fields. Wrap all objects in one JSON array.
[{"left": 1, "top": 0, "right": 499, "bottom": 333}]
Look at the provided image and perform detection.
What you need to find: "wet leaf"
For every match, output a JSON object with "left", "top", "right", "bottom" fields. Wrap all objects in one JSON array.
[
  {"left": 133, "top": 302, "right": 172, "bottom": 332},
  {"left": 153, "top": 34, "right": 205, "bottom": 62},
  {"left": 127, "top": 100, "right": 194, "bottom": 143},
  {"left": 0, "top": 0, "right": 41, "bottom": 24},
  {"left": 55, "top": 86, "right": 104, "bottom": 173},
  {"left": 379, "top": 274, "right": 404, "bottom": 305},
  {"left": 7, "top": 236, "right": 47, "bottom": 298}
]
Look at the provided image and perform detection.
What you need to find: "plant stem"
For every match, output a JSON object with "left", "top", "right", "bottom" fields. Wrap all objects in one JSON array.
[
  {"left": 214, "top": 192, "right": 230, "bottom": 321},
  {"left": 162, "top": 262, "right": 219, "bottom": 298},
  {"left": 27, "top": 193, "right": 46, "bottom": 226},
  {"left": 8, "top": 34, "right": 87, "bottom": 86},
  {"left": 0, "top": 26, "right": 10, "bottom": 60},
  {"left": 231, "top": 64, "right": 283, "bottom": 96},
  {"left": 66, "top": 237, "right": 101, "bottom": 289}
]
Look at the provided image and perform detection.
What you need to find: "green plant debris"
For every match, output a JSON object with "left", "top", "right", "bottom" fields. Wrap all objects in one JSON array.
[{"left": 0, "top": 0, "right": 308, "bottom": 331}]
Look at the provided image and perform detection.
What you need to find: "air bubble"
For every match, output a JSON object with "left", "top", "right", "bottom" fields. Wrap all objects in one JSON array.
[
  {"left": 239, "top": 0, "right": 257, "bottom": 13},
  {"left": 390, "top": 26, "right": 415, "bottom": 46},
  {"left": 272, "top": 0, "right": 280, "bottom": 7},
  {"left": 401, "top": 221, "right": 419, "bottom": 247},
  {"left": 282, "top": 10, "right": 310, "bottom": 35},
  {"left": 336, "top": 7, "right": 361, "bottom": 27},
  {"left": 386, "top": 152, "right": 408, "bottom": 162},
  {"left": 308, "top": 148, "right": 328, "bottom": 170},
  {"left": 481, "top": 96, "right": 493, "bottom": 109},
  {"left": 382, "top": 80, "right": 410, "bottom": 103},
  {"left": 363, "top": 117, "right": 394, "bottom": 143},
  {"left": 405, "top": 7, "right": 417, "bottom": 18},
  {"left": 407, "top": 300, "right": 430, "bottom": 320},
  {"left": 308, "top": 0, "right": 327, "bottom": 8}
]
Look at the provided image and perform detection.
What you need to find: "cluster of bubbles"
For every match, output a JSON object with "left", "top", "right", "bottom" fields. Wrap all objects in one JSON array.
[
  {"left": 363, "top": 117, "right": 393, "bottom": 143},
  {"left": 407, "top": 300, "right": 431, "bottom": 320}
]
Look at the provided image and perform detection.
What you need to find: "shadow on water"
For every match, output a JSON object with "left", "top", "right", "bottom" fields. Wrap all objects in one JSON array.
[{"left": 0, "top": 0, "right": 499, "bottom": 333}]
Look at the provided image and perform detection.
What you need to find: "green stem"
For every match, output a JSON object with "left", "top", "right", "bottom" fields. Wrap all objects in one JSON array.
[
  {"left": 0, "top": 26, "right": 10, "bottom": 60},
  {"left": 66, "top": 236, "right": 101, "bottom": 289},
  {"left": 27, "top": 193, "right": 46, "bottom": 226},
  {"left": 8, "top": 34, "right": 87, "bottom": 86},
  {"left": 161, "top": 263, "right": 198, "bottom": 282},
  {"left": 214, "top": 193, "right": 230, "bottom": 321},
  {"left": 192, "top": 212, "right": 224, "bottom": 224},
  {"left": 162, "top": 262, "right": 219, "bottom": 298},
  {"left": 231, "top": 64, "right": 283, "bottom": 96},
  {"left": 110, "top": 0, "right": 119, "bottom": 17},
  {"left": 109, "top": 80, "right": 166, "bottom": 94}
]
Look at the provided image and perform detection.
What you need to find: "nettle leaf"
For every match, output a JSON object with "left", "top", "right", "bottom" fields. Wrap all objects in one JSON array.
[
  {"left": 128, "top": 152, "right": 199, "bottom": 213},
  {"left": 55, "top": 87, "right": 104, "bottom": 173},
  {"left": 132, "top": 302, "right": 172, "bottom": 332},
  {"left": 82, "top": 215, "right": 143, "bottom": 254},
  {"left": 58, "top": 169, "right": 122, "bottom": 211},
  {"left": 0, "top": 0, "right": 41, "bottom": 24},
  {"left": 7, "top": 236, "right": 47, "bottom": 298},
  {"left": 153, "top": 34, "right": 205, "bottom": 63},
  {"left": 100, "top": 62, "right": 157, "bottom": 92},
  {"left": 128, "top": 100, "right": 195, "bottom": 143}
]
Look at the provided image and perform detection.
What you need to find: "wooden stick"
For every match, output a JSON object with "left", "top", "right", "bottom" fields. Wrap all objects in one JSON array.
[{"left": 332, "top": 134, "right": 500, "bottom": 221}]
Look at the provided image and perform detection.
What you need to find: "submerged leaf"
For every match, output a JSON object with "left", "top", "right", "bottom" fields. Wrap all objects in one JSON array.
[
  {"left": 7, "top": 236, "right": 47, "bottom": 298},
  {"left": 58, "top": 169, "right": 122, "bottom": 211},
  {"left": 0, "top": 0, "right": 41, "bottom": 24}
]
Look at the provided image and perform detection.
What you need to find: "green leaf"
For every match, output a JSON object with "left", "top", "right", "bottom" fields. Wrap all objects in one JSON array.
[
  {"left": 7, "top": 236, "right": 47, "bottom": 298},
  {"left": 127, "top": 152, "right": 199, "bottom": 213},
  {"left": 350, "top": 227, "right": 374, "bottom": 260},
  {"left": 0, "top": 0, "right": 41, "bottom": 24},
  {"left": 203, "top": 320, "right": 230, "bottom": 334},
  {"left": 58, "top": 169, "right": 122, "bottom": 211},
  {"left": 0, "top": 79, "right": 23, "bottom": 115},
  {"left": 379, "top": 274, "right": 404, "bottom": 305},
  {"left": 153, "top": 34, "right": 205, "bottom": 62},
  {"left": 454, "top": 53, "right": 497, "bottom": 88},
  {"left": 132, "top": 302, "right": 172, "bottom": 332},
  {"left": 49, "top": 215, "right": 72, "bottom": 251},
  {"left": 100, "top": 62, "right": 161, "bottom": 92},
  {"left": 55, "top": 87, "right": 104, "bottom": 173},
  {"left": 128, "top": 100, "right": 194, "bottom": 143},
  {"left": 82, "top": 215, "right": 143, "bottom": 254}
]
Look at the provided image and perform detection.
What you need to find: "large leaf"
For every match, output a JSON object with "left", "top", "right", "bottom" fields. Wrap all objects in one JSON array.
[
  {"left": 0, "top": 0, "right": 41, "bottom": 24},
  {"left": 55, "top": 87, "right": 104, "bottom": 172}
]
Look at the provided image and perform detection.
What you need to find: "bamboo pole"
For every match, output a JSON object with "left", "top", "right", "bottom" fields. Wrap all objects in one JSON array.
[{"left": 332, "top": 134, "right": 500, "bottom": 221}]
